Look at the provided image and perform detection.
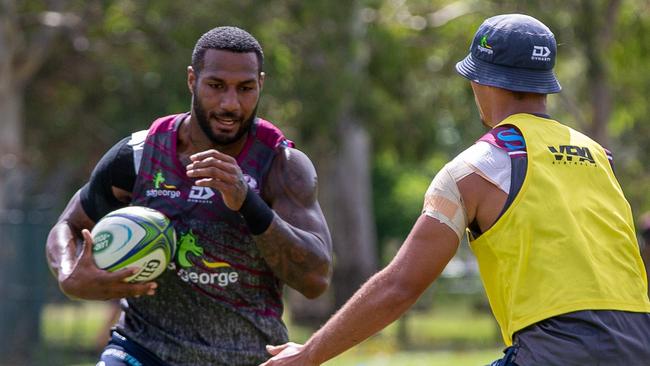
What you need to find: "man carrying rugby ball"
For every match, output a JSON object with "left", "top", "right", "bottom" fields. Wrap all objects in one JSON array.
[{"left": 46, "top": 26, "right": 333, "bottom": 366}]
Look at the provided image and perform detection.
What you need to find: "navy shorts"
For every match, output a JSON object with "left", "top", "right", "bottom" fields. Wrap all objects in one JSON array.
[
  {"left": 98, "top": 331, "right": 168, "bottom": 366},
  {"left": 488, "top": 345, "right": 519, "bottom": 366},
  {"left": 489, "top": 310, "right": 650, "bottom": 366}
]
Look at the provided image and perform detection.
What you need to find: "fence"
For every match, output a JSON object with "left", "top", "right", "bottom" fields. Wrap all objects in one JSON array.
[{"left": 0, "top": 209, "right": 97, "bottom": 366}]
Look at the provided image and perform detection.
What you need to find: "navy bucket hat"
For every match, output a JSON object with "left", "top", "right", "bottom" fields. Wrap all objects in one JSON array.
[{"left": 455, "top": 14, "right": 561, "bottom": 94}]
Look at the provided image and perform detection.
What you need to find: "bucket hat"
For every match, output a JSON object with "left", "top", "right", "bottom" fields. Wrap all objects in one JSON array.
[{"left": 455, "top": 14, "right": 561, "bottom": 94}]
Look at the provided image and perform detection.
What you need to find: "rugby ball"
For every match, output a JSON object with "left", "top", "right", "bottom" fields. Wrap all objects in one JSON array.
[{"left": 91, "top": 206, "right": 176, "bottom": 283}]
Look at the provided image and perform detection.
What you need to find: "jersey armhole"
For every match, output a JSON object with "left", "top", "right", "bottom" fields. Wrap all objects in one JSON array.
[{"left": 129, "top": 130, "right": 148, "bottom": 174}]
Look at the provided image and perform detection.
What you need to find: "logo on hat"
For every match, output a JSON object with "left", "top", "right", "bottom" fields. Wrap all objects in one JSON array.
[
  {"left": 531, "top": 46, "right": 551, "bottom": 61},
  {"left": 477, "top": 34, "right": 493, "bottom": 55}
]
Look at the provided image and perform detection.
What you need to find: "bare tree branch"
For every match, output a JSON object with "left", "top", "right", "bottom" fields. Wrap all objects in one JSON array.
[
  {"left": 0, "top": 0, "right": 19, "bottom": 89},
  {"left": 13, "top": 0, "right": 72, "bottom": 87}
]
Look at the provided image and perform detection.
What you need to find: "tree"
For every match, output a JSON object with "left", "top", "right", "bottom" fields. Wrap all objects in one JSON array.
[
  {"left": 9, "top": 2, "right": 650, "bottom": 359},
  {"left": 0, "top": 0, "right": 74, "bottom": 212},
  {"left": 0, "top": 0, "right": 78, "bottom": 362}
]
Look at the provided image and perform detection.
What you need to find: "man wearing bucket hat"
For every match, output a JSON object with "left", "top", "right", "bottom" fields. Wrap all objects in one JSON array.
[{"left": 260, "top": 14, "right": 650, "bottom": 366}]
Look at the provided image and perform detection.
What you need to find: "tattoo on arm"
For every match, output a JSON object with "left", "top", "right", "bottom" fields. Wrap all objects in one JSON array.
[{"left": 257, "top": 147, "right": 332, "bottom": 298}]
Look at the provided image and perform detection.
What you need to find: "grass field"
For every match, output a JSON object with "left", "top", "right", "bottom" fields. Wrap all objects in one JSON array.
[{"left": 37, "top": 293, "right": 503, "bottom": 366}]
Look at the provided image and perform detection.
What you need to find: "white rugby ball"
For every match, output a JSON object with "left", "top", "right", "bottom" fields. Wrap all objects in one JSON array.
[{"left": 91, "top": 206, "right": 176, "bottom": 283}]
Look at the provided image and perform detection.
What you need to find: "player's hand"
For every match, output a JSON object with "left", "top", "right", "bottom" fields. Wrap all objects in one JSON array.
[
  {"left": 59, "top": 229, "right": 157, "bottom": 300},
  {"left": 186, "top": 149, "right": 248, "bottom": 211},
  {"left": 259, "top": 342, "right": 318, "bottom": 366}
]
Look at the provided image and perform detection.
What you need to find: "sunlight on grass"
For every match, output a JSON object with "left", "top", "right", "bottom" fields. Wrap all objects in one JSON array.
[
  {"left": 40, "top": 295, "right": 503, "bottom": 366},
  {"left": 41, "top": 301, "right": 114, "bottom": 349},
  {"left": 284, "top": 296, "right": 503, "bottom": 366},
  {"left": 327, "top": 348, "right": 500, "bottom": 366}
]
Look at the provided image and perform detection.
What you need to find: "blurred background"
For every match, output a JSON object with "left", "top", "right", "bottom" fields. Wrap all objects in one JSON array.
[{"left": 1, "top": 0, "right": 649, "bottom": 365}]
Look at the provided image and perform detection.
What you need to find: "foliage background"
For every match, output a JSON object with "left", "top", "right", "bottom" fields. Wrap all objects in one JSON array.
[{"left": 1, "top": 0, "right": 649, "bottom": 364}]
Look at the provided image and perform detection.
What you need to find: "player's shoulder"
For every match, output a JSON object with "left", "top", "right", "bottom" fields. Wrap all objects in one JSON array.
[
  {"left": 478, "top": 125, "right": 526, "bottom": 155},
  {"left": 264, "top": 145, "right": 317, "bottom": 202},
  {"left": 148, "top": 113, "right": 185, "bottom": 135},
  {"left": 453, "top": 141, "right": 509, "bottom": 170},
  {"left": 255, "top": 117, "right": 295, "bottom": 150},
  {"left": 128, "top": 129, "right": 148, "bottom": 147},
  {"left": 440, "top": 140, "right": 511, "bottom": 193},
  {"left": 273, "top": 145, "right": 316, "bottom": 176}
]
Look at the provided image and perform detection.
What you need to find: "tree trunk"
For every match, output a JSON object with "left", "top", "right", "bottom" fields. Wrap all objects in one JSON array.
[
  {"left": 0, "top": 2, "right": 64, "bottom": 362},
  {"left": 288, "top": 121, "right": 377, "bottom": 324},
  {"left": 287, "top": 1, "right": 377, "bottom": 325},
  {"left": 0, "top": 16, "right": 31, "bottom": 361},
  {"left": 580, "top": 0, "right": 621, "bottom": 146},
  {"left": 330, "top": 121, "right": 378, "bottom": 308},
  {"left": 0, "top": 85, "right": 25, "bottom": 211}
]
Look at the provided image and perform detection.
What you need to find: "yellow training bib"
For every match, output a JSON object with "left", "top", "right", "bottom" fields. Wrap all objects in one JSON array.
[{"left": 470, "top": 113, "right": 650, "bottom": 345}]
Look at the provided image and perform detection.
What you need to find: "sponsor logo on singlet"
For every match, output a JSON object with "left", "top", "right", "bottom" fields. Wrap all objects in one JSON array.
[
  {"left": 548, "top": 145, "right": 596, "bottom": 166},
  {"left": 243, "top": 174, "right": 260, "bottom": 193},
  {"left": 188, "top": 186, "right": 215, "bottom": 203},
  {"left": 167, "top": 229, "right": 239, "bottom": 287},
  {"left": 146, "top": 170, "right": 181, "bottom": 199},
  {"left": 186, "top": 175, "right": 258, "bottom": 204}
]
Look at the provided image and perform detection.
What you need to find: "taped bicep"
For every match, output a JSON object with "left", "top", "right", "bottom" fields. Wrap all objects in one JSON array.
[{"left": 422, "top": 164, "right": 469, "bottom": 240}]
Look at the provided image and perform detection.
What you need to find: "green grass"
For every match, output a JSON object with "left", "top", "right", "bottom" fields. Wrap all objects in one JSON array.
[
  {"left": 325, "top": 348, "right": 500, "bottom": 366},
  {"left": 41, "top": 301, "right": 114, "bottom": 349},
  {"left": 285, "top": 296, "right": 503, "bottom": 366},
  {"left": 37, "top": 296, "right": 503, "bottom": 366}
]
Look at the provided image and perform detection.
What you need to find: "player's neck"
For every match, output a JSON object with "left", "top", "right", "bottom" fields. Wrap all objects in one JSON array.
[{"left": 486, "top": 95, "right": 547, "bottom": 127}]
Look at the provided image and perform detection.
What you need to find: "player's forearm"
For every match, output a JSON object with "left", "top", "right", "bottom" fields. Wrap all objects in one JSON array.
[
  {"left": 303, "top": 267, "right": 420, "bottom": 363},
  {"left": 46, "top": 190, "right": 90, "bottom": 281},
  {"left": 255, "top": 216, "right": 332, "bottom": 299},
  {"left": 46, "top": 221, "right": 80, "bottom": 282}
]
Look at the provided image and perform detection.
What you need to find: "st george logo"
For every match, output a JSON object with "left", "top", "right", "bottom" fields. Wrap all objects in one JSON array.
[
  {"left": 171, "top": 230, "right": 239, "bottom": 287},
  {"left": 548, "top": 145, "right": 595, "bottom": 165},
  {"left": 153, "top": 170, "right": 176, "bottom": 189},
  {"left": 177, "top": 230, "right": 230, "bottom": 269},
  {"left": 477, "top": 34, "right": 493, "bottom": 55},
  {"left": 147, "top": 170, "right": 180, "bottom": 198}
]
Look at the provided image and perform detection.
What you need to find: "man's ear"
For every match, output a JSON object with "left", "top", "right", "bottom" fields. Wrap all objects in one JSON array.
[
  {"left": 187, "top": 66, "right": 196, "bottom": 94},
  {"left": 258, "top": 71, "right": 265, "bottom": 90}
]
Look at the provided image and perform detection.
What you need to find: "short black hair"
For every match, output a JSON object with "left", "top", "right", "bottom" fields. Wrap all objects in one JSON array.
[{"left": 191, "top": 26, "right": 264, "bottom": 74}]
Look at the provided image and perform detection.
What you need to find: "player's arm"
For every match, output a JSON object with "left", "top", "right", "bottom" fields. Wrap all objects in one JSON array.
[
  {"left": 260, "top": 215, "right": 460, "bottom": 366},
  {"left": 46, "top": 136, "right": 156, "bottom": 300},
  {"left": 260, "top": 161, "right": 473, "bottom": 365},
  {"left": 46, "top": 190, "right": 155, "bottom": 300},
  {"left": 187, "top": 147, "right": 333, "bottom": 298},
  {"left": 253, "top": 146, "right": 332, "bottom": 298}
]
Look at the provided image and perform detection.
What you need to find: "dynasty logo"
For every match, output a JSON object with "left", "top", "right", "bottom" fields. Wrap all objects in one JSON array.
[{"left": 548, "top": 145, "right": 596, "bottom": 165}]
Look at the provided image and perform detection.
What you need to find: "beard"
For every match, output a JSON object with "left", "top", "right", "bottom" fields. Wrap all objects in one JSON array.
[{"left": 192, "top": 92, "right": 258, "bottom": 146}]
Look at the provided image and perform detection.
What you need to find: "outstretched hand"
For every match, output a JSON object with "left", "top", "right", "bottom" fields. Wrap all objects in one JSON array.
[
  {"left": 259, "top": 342, "right": 318, "bottom": 366},
  {"left": 186, "top": 149, "right": 248, "bottom": 211},
  {"left": 59, "top": 229, "right": 157, "bottom": 300}
]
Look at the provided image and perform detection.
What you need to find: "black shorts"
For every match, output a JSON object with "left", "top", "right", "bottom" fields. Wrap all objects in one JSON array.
[
  {"left": 98, "top": 331, "right": 168, "bottom": 366},
  {"left": 490, "top": 310, "right": 650, "bottom": 366}
]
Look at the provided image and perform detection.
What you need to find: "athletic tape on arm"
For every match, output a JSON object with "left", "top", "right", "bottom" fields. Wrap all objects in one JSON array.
[
  {"left": 422, "top": 142, "right": 512, "bottom": 239},
  {"left": 422, "top": 164, "right": 469, "bottom": 240}
]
